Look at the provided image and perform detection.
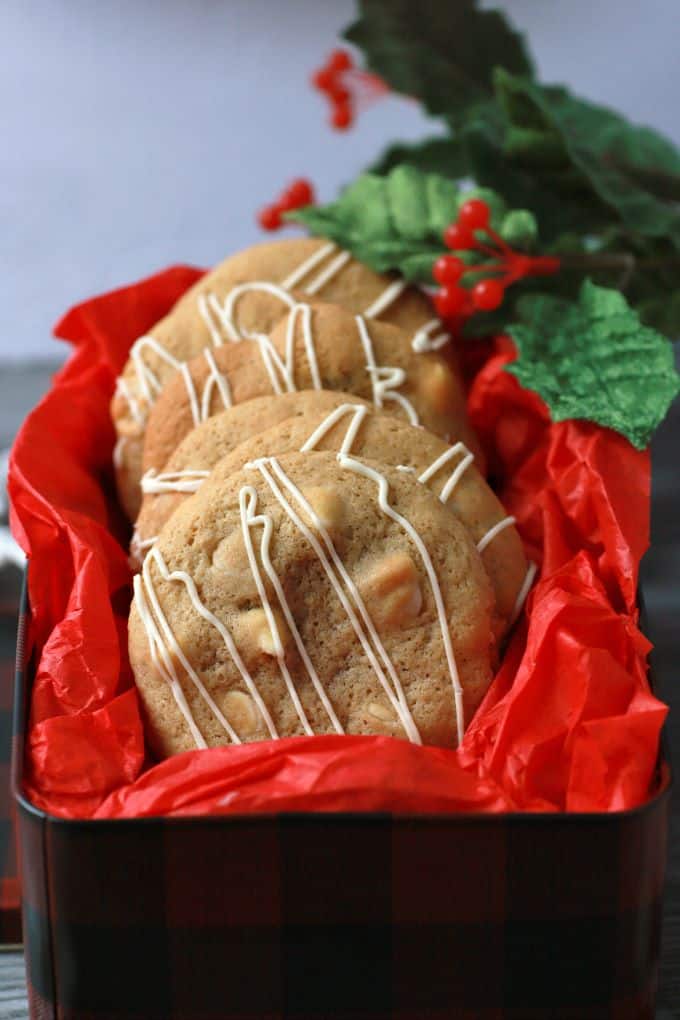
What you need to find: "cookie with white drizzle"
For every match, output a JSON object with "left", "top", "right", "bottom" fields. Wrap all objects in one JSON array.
[
  {"left": 141, "top": 301, "right": 480, "bottom": 493},
  {"left": 129, "top": 450, "right": 495, "bottom": 758},
  {"left": 112, "top": 237, "right": 459, "bottom": 519},
  {"left": 139, "top": 400, "right": 528, "bottom": 637},
  {"left": 133, "top": 390, "right": 372, "bottom": 566}
]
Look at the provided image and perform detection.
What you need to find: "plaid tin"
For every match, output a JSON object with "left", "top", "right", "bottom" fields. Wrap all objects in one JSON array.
[
  {"left": 0, "top": 568, "right": 22, "bottom": 946},
  {"left": 12, "top": 575, "right": 672, "bottom": 1020}
]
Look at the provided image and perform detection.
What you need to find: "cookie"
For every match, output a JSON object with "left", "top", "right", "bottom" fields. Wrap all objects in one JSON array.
[
  {"left": 137, "top": 399, "right": 528, "bottom": 637},
  {"left": 133, "top": 390, "right": 371, "bottom": 564},
  {"left": 141, "top": 300, "right": 479, "bottom": 491},
  {"left": 129, "top": 450, "right": 495, "bottom": 757},
  {"left": 112, "top": 237, "right": 456, "bottom": 518}
]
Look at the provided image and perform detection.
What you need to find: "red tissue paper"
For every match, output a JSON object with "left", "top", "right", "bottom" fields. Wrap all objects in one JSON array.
[{"left": 9, "top": 268, "right": 668, "bottom": 819}]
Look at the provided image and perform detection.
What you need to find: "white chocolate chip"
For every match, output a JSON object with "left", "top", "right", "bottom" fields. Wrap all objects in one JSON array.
[
  {"left": 358, "top": 552, "right": 423, "bottom": 629},
  {"left": 301, "top": 485, "right": 345, "bottom": 532},
  {"left": 211, "top": 531, "right": 250, "bottom": 575},
  {"left": 223, "top": 690, "right": 260, "bottom": 737},
  {"left": 234, "top": 607, "right": 288, "bottom": 658},
  {"left": 367, "top": 702, "right": 394, "bottom": 722}
]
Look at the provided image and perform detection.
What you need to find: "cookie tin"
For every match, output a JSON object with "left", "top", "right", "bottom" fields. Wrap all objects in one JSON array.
[{"left": 12, "top": 573, "right": 671, "bottom": 1020}]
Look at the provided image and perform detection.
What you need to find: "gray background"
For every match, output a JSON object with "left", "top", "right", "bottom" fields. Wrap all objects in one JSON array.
[{"left": 1, "top": 0, "right": 679, "bottom": 361}]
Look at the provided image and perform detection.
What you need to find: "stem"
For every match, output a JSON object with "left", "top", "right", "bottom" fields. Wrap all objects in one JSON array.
[
  {"left": 463, "top": 261, "right": 506, "bottom": 275},
  {"left": 558, "top": 252, "right": 680, "bottom": 273}
]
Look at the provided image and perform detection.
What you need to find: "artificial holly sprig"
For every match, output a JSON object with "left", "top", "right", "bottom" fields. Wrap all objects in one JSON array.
[
  {"left": 281, "top": 163, "right": 680, "bottom": 450},
  {"left": 432, "top": 198, "right": 559, "bottom": 320}
]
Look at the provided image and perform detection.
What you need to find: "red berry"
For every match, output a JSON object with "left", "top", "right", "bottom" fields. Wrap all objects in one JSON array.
[
  {"left": 443, "top": 222, "right": 475, "bottom": 250},
  {"left": 278, "top": 191, "right": 298, "bottom": 213},
  {"left": 457, "top": 198, "right": 490, "bottom": 231},
  {"left": 312, "top": 66, "right": 335, "bottom": 92},
  {"left": 328, "top": 82, "right": 351, "bottom": 104},
  {"left": 433, "top": 254, "right": 465, "bottom": 286},
  {"left": 258, "top": 204, "right": 282, "bottom": 231},
  {"left": 331, "top": 101, "right": 352, "bottom": 130},
  {"left": 471, "top": 278, "right": 505, "bottom": 311},
  {"left": 329, "top": 49, "right": 353, "bottom": 73},
  {"left": 286, "top": 178, "right": 315, "bottom": 208},
  {"left": 434, "top": 285, "right": 468, "bottom": 318}
]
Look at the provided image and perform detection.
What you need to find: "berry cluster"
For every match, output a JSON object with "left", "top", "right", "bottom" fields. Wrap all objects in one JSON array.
[
  {"left": 311, "top": 49, "right": 355, "bottom": 130},
  {"left": 433, "top": 199, "right": 560, "bottom": 321},
  {"left": 257, "top": 179, "right": 316, "bottom": 232}
]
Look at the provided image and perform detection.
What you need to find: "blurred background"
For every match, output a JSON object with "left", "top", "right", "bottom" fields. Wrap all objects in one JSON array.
[
  {"left": 0, "top": 2, "right": 678, "bottom": 1016},
  {"left": 2, "top": 0, "right": 679, "bottom": 364}
]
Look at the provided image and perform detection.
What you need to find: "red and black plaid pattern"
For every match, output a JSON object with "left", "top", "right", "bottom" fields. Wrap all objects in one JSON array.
[
  {"left": 15, "top": 790, "right": 670, "bottom": 1019},
  {"left": 13, "top": 580, "right": 672, "bottom": 1020},
  {"left": 0, "top": 568, "right": 22, "bottom": 945}
]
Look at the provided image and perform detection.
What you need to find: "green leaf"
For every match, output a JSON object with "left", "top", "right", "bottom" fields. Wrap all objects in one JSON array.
[
  {"left": 289, "top": 168, "right": 455, "bottom": 283},
  {"left": 460, "top": 99, "right": 614, "bottom": 241},
  {"left": 289, "top": 166, "right": 527, "bottom": 284},
  {"left": 494, "top": 71, "right": 680, "bottom": 250},
  {"left": 370, "top": 136, "right": 470, "bottom": 178},
  {"left": 344, "top": 0, "right": 534, "bottom": 119},
  {"left": 506, "top": 280, "right": 680, "bottom": 448}
]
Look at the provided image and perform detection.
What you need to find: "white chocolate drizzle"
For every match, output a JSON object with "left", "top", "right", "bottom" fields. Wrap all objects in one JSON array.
[
  {"left": 135, "top": 545, "right": 279, "bottom": 746},
  {"left": 299, "top": 402, "right": 369, "bottom": 455},
  {"left": 354, "top": 315, "right": 419, "bottom": 425},
  {"left": 197, "top": 293, "right": 226, "bottom": 348},
  {"left": 135, "top": 549, "right": 241, "bottom": 747},
  {"left": 281, "top": 241, "right": 338, "bottom": 290},
  {"left": 201, "top": 347, "right": 232, "bottom": 420},
  {"left": 363, "top": 279, "right": 407, "bottom": 319},
  {"left": 418, "top": 443, "right": 475, "bottom": 504},
  {"left": 130, "top": 335, "right": 184, "bottom": 407},
  {"left": 508, "top": 561, "right": 537, "bottom": 626},
  {"left": 133, "top": 569, "right": 207, "bottom": 749},
  {"left": 304, "top": 250, "right": 353, "bottom": 295},
  {"left": 114, "top": 240, "right": 441, "bottom": 443},
  {"left": 113, "top": 436, "right": 127, "bottom": 469},
  {"left": 239, "top": 487, "right": 343, "bottom": 735},
  {"left": 239, "top": 487, "right": 314, "bottom": 735},
  {"left": 412, "top": 318, "right": 450, "bottom": 353},
  {"left": 130, "top": 532, "right": 158, "bottom": 563},
  {"left": 247, "top": 456, "right": 421, "bottom": 744},
  {"left": 284, "top": 302, "right": 322, "bottom": 391},
  {"left": 336, "top": 451, "right": 466, "bottom": 746},
  {"left": 141, "top": 469, "right": 212, "bottom": 495},
  {"left": 115, "top": 376, "right": 144, "bottom": 428},
  {"left": 477, "top": 515, "right": 516, "bottom": 554}
]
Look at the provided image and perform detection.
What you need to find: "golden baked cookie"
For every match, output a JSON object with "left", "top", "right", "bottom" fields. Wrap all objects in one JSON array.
[
  {"left": 112, "top": 237, "right": 455, "bottom": 519},
  {"left": 136, "top": 399, "right": 527, "bottom": 637},
  {"left": 141, "top": 300, "right": 479, "bottom": 490},
  {"left": 129, "top": 450, "right": 495, "bottom": 758},
  {"left": 133, "top": 390, "right": 370, "bottom": 565}
]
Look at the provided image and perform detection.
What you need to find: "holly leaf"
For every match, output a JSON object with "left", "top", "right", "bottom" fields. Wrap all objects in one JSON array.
[
  {"left": 370, "top": 136, "right": 469, "bottom": 178},
  {"left": 460, "top": 98, "right": 616, "bottom": 242},
  {"left": 506, "top": 280, "right": 680, "bottom": 448},
  {"left": 289, "top": 166, "right": 457, "bottom": 282},
  {"left": 289, "top": 166, "right": 533, "bottom": 284},
  {"left": 494, "top": 71, "right": 680, "bottom": 250},
  {"left": 344, "top": 0, "right": 534, "bottom": 119}
]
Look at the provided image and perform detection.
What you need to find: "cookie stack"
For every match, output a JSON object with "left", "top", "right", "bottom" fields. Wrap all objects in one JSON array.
[{"left": 114, "top": 238, "right": 530, "bottom": 758}]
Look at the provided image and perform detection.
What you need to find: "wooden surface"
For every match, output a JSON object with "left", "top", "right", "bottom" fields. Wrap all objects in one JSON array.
[{"left": 0, "top": 361, "right": 677, "bottom": 1017}]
